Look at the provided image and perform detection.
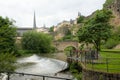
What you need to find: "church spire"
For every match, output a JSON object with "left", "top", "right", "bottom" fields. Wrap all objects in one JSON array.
[
  {"left": 33, "top": 11, "right": 37, "bottom": 29},
  {"left": 78, "top": 12, "right": 81, "bottom": 17}
]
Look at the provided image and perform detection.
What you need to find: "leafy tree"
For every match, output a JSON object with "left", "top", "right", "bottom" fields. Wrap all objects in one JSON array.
[
  {"left": 49, "top": 26, "right": 54, "bottom": 32},
  {"left": 77, "top": 9, "right": 113, "bottom": 52},
  {"left": 0, "top": 16, "right": 17, "bottom": 72},
  {"left": 77, "top": 15, "right": 85, "bottom": 23},
  {"left": 64, "top": 46, "right": 76, "bottom": 56},
  {"left": 0, "top": 16, "right": 16, "bottom": 53},
  {"left": 21, "top": 31, "right": 53, "bottom": 53},
  {"left": 62, "top": 29, "right": 72, "bottom": 40}
]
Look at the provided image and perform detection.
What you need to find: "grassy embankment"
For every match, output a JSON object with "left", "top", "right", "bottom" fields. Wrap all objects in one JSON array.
[{"left": 86, "top": 49, "right": 120, "bottom": 73}]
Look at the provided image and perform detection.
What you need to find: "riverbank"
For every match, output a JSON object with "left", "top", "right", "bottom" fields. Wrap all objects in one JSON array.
[{"left": 38, "top": 52, "right": 68, "bottom": 62}]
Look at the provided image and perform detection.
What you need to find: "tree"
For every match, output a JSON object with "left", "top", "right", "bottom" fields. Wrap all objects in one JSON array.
[
  {"left": 77, "top": 15, "right": 85, "bottom": 23},
  {"left": 21, "top": 31, "right": 53, "bottom": 53},
  {"left": 0, "top": 16, "right": 16, "bottom": 53},
  {"left": 49, "top": 26, "right": 54, "bottom": 32},
  {"left": 62, "top": 28, "right": 72, "bottom": 40},
  {"left": 0, "top": 16, "right": 16, "bottom": 71},
  {"left": 77, "top": 9, "right": 113, "bottom": 52}
]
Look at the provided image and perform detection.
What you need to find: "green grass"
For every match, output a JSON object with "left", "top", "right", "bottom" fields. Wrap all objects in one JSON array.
[
  {"left": 86, "top": 63, "right": 120, "bottom": 73},
  {"left": 100, "top": 50, "right": 120, "bottom": 58},
  {"left": 101, "top": 49, "right": 120, "bottom": 54},
  {"left": 85, "top": 49, "right": 120, "bottom": 73}
]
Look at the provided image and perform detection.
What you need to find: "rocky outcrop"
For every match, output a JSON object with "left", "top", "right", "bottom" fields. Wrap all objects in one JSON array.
[{"left": 105, "top": 0, "right": 120, "bottom": 27}]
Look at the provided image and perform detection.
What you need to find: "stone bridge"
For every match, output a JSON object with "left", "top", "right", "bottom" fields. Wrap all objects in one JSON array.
[{"left": 53, "top": 41, "right": 79, "bottom": 51}]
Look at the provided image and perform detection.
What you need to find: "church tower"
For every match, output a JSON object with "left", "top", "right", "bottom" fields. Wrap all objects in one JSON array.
[
  {"left": 78, "top": 12, "right": 81, "bottom": 16},
  {"left": 33, "top": 11, "right": 37, "bottom": 29}
]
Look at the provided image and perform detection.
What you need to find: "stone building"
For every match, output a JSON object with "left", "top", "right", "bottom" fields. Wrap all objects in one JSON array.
[
  {"left": 17, "top": 27, "right": 33, "bottom": 37},
  {"left": 36, "top": 25, "right": 49, "bottom": 33},
  {"left": 53, "top": 12, "right": 80, "bottom": 32}
]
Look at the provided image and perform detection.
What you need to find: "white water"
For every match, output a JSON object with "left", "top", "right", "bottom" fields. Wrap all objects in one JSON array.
[{"left": 16, "top": 54, "right": 68, "bottom": 75}]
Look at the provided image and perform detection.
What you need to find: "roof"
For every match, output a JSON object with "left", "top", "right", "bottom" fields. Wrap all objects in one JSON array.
[{"left": 17, "top": 27, "right": 33, "bottom": 30}]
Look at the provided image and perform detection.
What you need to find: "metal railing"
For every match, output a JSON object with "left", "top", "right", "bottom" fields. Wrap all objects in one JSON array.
[
  {"left": 0, "top": 71, "right": 72, "bottom": 80},
  {"left": 67, "top": 49, "right": 120, "bottom": 73},
  {"left": 84, "top": 57, "right": 120, "bottom": 73},
  {"left": 67, "top": 57, "right": 120, "bottom": 80},
  {"left": 68, "top": 56, "right": 120, "bottom": 73}
]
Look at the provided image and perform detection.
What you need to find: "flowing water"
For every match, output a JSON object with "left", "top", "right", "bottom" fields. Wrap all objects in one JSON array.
[
  {"left": 16, "top": 54, "right": 68, "bottom": 75},
  {"left": 4, "top": 54, "right": 73, "bottom": 80}
]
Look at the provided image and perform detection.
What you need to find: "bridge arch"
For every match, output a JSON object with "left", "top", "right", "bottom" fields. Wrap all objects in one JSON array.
[{"left": 53, "top": 41, "right": 79, "bottom": 51}]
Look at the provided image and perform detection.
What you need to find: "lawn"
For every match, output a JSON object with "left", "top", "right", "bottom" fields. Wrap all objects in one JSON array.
[
  {"left": 100, "top": 49, "right": 120, "bottom": 57},
  {"left": 85, "top": 49, "right": 120, "bottom": 73}
]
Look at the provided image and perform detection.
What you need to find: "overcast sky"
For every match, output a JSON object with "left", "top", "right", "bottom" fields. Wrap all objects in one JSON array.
[{"left": 0, "top": 0, "right": 106, "bottom": 28}]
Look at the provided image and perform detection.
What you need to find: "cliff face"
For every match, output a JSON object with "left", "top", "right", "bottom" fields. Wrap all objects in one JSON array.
[
  {"left": 104, "top": 0, "right": 120, "bottom": 27},
  {"left": 54, "top": 23, "right": 72, "bottom": 40}
]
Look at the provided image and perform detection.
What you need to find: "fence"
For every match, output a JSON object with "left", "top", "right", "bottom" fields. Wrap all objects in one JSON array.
[
  {"left": 68, "top": 57, "right": 120, "bottom": 73},
  {"left": 68, "top": 50, "right": 120, "bottom": 73},
  {"left": 84, "top": 57, "right": 120, "bottom": 73},
  {"left": 67, "top": 57, "right": 120, "bottom": 80},
  {"left": 67, "top": 49, "right": 120, "bottom": 80},
  {"left": 0, "top": 71, "right": 72, "bottom": 80}
]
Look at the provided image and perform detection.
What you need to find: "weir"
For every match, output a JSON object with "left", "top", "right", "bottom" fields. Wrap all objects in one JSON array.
[
  {"left": 16, "top": 54, "right": 68, "bottom": 74},
  {"left": 0, "top": 54, "right": 73, "bottom": 80}
]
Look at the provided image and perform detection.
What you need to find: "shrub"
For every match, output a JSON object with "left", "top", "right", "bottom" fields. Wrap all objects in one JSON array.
[
  {"left": 21, "top": 31, "right": 53, "bottom": 53},
  {"left": 69, "top": 62, "right": 82, "bottom": 80},
  {"left": 0, "top": 53, "right": 16, "bottom": 72},
  {"left": 103, "top": 38, "right": 119, "bottom": 49}
]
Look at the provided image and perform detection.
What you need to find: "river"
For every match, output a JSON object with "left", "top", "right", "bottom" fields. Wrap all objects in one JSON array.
[
  {"left": 16, "top": 54, "right": 68, "bottom": 74},
  {"left": 3, "top": 54, "right": 73, "bottom": 80}
]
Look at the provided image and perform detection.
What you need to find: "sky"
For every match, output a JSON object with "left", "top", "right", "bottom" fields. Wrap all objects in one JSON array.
[{"left": 0, "top": 0, "right": 106, "bottom": 28}]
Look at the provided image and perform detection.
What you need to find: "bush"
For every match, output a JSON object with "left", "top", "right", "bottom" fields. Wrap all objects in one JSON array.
[
  {"left": 0, "top": 53, "right": 16, "bottom": 72},
  {"left": 21, "top": 31, "right": 53, "bottom": 53},
  {"left": 50, "top": 46, "right": 57, "bottom": 53},
  {"left": 103, "top": 38, "right": 119, "bottom": 49},
  {"left": 62, "top": 35, "right": 72, "bottom": 40},
  {"left": 69, "top": 62, "right": 82, "bottom": 80},
  {"left": 77, "top": 16, "right": 85, "bottom": 23}
]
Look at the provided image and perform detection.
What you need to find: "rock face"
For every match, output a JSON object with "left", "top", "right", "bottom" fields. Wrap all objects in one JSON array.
[
  {"left": 114, "top": 44, "right": 120, "bottom": 49},
  {"left": 112, "top": 0, "right": 120, "bottom": 16},
  {"left": 105, "top": 0, "right": 120, "bottom": 16},
  {"left": 106, "top": 0, "right": 120, "bottom": 27},
  {"left": 115, "top": 0, "right": 120, "bottom": 15},
  {"left": 54, "top": 23, "right": 71, "bottom": 40}
]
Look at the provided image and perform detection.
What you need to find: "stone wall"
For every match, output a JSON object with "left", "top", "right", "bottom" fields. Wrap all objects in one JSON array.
[{"left": 82, "top": 69, "right": 120, "bottom": 80}]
